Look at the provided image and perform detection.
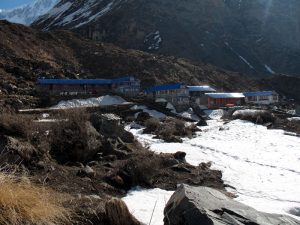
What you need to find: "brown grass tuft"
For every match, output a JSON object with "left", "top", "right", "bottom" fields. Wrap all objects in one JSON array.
[
  {"left": 0, "top": 173, "right": 72, "bottom": 225},
  {"left": 0, "top": 113, "right": 34, "bottom": 139}
]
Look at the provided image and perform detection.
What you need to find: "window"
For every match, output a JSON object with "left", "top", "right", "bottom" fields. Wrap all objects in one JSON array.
[{"left": 259, "top": 96, "right": 269, "bottom": 101}]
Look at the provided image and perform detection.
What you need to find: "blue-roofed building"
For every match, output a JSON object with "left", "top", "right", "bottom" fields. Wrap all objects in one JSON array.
[
  {"left": 187, "top": 85, "right": 216, "bottom": 107},
  {"left": 243, "top": 91, "right": 279, "bottom": 105},
  {"left": 37, "top": 76, "right": 140, "bottom": 96},
  {"left": 146, "top": 83, "right": 189, "bottom": 112}
]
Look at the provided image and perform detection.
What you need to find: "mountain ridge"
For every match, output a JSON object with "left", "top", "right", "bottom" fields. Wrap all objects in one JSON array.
[
  {"left": 32, "top": 0, "right": 300, "bottom": 77},
  {"left": 0, "top": 0, "right": 58, "bottom": 25}
]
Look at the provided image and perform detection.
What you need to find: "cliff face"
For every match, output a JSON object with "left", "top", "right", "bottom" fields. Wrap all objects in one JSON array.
[{"left": 32, "top": 0, "right": 300, "bottom": 77}]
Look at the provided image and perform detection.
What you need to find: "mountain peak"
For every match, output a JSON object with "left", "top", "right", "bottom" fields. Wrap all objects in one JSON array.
[{"left": 0, "top": 0, "right": 58, "bottom": 25}]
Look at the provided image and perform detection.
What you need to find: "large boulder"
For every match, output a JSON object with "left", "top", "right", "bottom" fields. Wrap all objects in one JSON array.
[
  {"left": 51, "top": 121, "right": 102, "bottom": 163},
  {"left": 164, "top": 184, "right": 300, "bottom": 225}
]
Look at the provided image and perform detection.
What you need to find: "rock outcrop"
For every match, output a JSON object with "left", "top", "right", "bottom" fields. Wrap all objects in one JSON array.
[{"left": 164, "top": 184, "right": 300, "bottom": 225}]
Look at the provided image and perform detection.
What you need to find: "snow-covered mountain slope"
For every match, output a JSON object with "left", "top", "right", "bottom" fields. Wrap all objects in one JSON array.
[
  {"left": 33, "top": 0, "right": 300, "bottom": 77},
  {"left": 0, "top": 0, "right": 58, "bottom": 25}
]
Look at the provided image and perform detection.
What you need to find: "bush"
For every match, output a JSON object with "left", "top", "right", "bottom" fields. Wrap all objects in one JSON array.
[
  {"left": 119, "top": 153, "right": 160, "bottom": 189},
  {"left": 144, "top": 117, "right": 160, "bottom": 133},
  {"left": 0, "top": 173, "right": 72, "bottom": 225},
  {"left": 0, "top": 113, "right": 34, "bottom": 140},
  {"left": 50, "top": 109, "right": 102, "bottom": 164}
]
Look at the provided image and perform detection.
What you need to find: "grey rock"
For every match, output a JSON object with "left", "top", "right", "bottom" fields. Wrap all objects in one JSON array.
[
  {"left": 163, "top": 158, "right": 180, "bottom": 167},
  {"left": 164, "top": 184, "right": 300, "bottom": 225},
  {"left": 289, "top": 207, "right": 300, "bottom": 217},
  {"left": 77, "top": 165, "right": 96, "bottom": 178},
  {"left": 174, "top": 151, "right": 186, "bottom": 163}
]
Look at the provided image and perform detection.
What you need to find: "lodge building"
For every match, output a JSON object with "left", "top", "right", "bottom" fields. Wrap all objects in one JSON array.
[{"left": 37, "top": 76, "right": 140, "bottom": 96}]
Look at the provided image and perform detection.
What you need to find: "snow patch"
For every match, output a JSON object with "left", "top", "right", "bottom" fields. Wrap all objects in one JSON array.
[
  {"left": 129, "top": 119, "right": 300, "bottom": 218},
  {"left": 144, "top": 31, "right": 162, "bottom": 50},
  {"left": 225, "top": 42, "right": 255, "bottom": 69},
  {"left": 288, "top": 117, "right": 300, "bottom": 121},
  {"left": 51, "top": 95, "right": 128, "bottom": 109},
  {"left": 232, "top": 109, "right": 266, "bottom": 116},
  {"left": 122, "top": 187, "right": 173, "bottom": 225},
  {"left": 73, "top": 1, "right": 114, "bottom": 28},
  {"left": 264, "top": 64, "right": 275, "bottom": 74},
  {"left": 131, "top": 105, "right": 166, "bottom": 119}
]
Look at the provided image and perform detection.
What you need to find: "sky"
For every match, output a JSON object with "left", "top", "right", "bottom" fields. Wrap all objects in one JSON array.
[{"left": 0, "top": 0, "right": 33, "bottom": 10}]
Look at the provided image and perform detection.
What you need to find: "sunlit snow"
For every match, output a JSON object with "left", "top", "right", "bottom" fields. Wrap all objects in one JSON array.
[{"left": 125, "top": 112, "right": 300, "bottom": 224}]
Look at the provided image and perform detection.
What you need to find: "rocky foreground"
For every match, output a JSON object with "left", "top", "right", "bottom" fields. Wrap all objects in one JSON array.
[
  {"left": 1, "top": 103, "right": 299, "bottom": 224},
  {"left": 0, "top": 107, "right": 224, "bottom": 225},
  {"left": 165, "top": 184, "right": 300, "bottom": 225}
]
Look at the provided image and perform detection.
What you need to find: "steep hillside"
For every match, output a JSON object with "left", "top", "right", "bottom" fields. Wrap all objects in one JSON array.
[
  {"left": 0, "top": 20, "right": 258, "bottom": 94},
  {"left": 0, "top": 0, "right": 58, "bottom": 25},
  {"left": 32, "top": 0, "right": 300, "bottom": 77}
]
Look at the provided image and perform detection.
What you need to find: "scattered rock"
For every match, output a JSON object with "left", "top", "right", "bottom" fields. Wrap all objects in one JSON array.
[
  {"left": 164, "top": 184, "right": 300, "bottom": 225},
  {"left": 289, "top": 207, "right": 300, "bottom": 217},
  {"left": 77, "top": 165, "right": 96, "bottom": 178},
  {"left": 105, "top": 198, "right": 141, "bottom": 225},
  {"left": 87, "top": 161, "right": 98, "bottom": 166},
  {"left": 163, "top": 158, "right": 180, "bottom": 167},
  {"left": 264, "top": 122, "right": 273, "bottom": 129},
  {"left": 136, "top": 112, "right": 151, "bottom": 124},
  {"left": 102, "top": 155, "right": 118, "bottom": 161},
  {"left": 171, "top": 165, "right": 191, "bottom": 173},
  {"left": 174, "top": 151, "right": 186, "bottom": 163},
  {"left": 199, "top": 162, "right": 212, "bottom": 170},
  {"left": 196, "top": 118, "right": 208, "bottom": 126},
  {"left": 108, "top": 175, "right": 124, "bottom": 187}
]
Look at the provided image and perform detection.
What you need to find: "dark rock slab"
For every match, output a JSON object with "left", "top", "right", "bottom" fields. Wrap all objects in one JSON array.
[{"left": 164, "top": 184, "right": 300, "bottom": 225}]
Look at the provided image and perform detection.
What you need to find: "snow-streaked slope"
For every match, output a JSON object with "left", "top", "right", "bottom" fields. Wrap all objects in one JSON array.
[
  {"left": 35, "top": 0, "right": 123, "bottom": 29},
  {"left": 128, "top": 115, "right": 300, "bottom": 219},
  {"left": 0, "top": 0, "right": 58, "bottom": 25}
]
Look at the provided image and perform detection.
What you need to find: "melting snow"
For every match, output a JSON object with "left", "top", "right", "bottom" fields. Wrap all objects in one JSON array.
[
  {"left": 225, "top": 42, "right": 255, "bottom": 69},
  {"left": 122, "top": 187, "right": 173, "bottom": 225},
  {"left": 127, "top": 114, "right": 300, "bottom": 222},
  {"left": 264, "top": 64, "right": 275, "bottom": 74},
  {"left": 73, "top": 1, "right": 114, "bottom": 28},
  {"left": 131, "top": 105, "right": 166, "bottom": 119},
  {"left": 144, "top": 31, "right": 162, "bottom": 50},
  {"left": 51, "top": 95, "right": 128, "bottom": 109}
]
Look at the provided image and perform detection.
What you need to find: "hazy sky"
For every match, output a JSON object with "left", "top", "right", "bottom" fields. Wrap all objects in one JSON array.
[{"left": 0, "top": 0, "right": 33, "bottom": 9}]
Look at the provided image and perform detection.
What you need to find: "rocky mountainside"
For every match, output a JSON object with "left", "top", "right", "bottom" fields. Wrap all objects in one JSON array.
[
  {"left": 0, "top": 20, "right": 259, "bottom": 94},
  {"left": 32, "top": 0, "right": 300, "bottom": 77},
  {"left": 0, "top": 0, "right": 58, "bottom": 25}
]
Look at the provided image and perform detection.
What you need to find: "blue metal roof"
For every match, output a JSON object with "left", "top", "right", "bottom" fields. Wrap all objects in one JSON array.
[
  {"left": 187, "top": 86, "right": 216, "bottom": 92},
  {"left": 243, "top": 91, "right": 274, "bottom": 97},
  {"left": 37, "top": 76, "right": 134, "bottom": 85},
  {"left": 37, "top": 79, "right": 112, "bottom": 85},
  {"left": 146, "top": 83, "right": 183, "bottom": 93}
]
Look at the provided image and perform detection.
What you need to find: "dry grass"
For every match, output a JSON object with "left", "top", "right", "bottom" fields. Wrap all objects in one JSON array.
[
  {"left": 0, "top": 173, "right": 72, "bottom": 225},
  {"left": 0, "top": 113, "right": 34, "bottom": 139}
]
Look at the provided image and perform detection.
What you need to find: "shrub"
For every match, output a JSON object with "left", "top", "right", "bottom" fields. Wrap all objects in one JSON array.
[
  {"left": 144, "top": 117, "right": 160, "bottom": 133},
  {"left": 0, "top": 113, "right": 34, "bottom": 140},
  {"left": 120, "top": 153, "right": 160, "bottom": 189},
  {"left": 50, "top": 109, "right": 102, "bottom": 164},
  {"left": 0, "top": 173, "right": 72, "bottom": 225}
]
